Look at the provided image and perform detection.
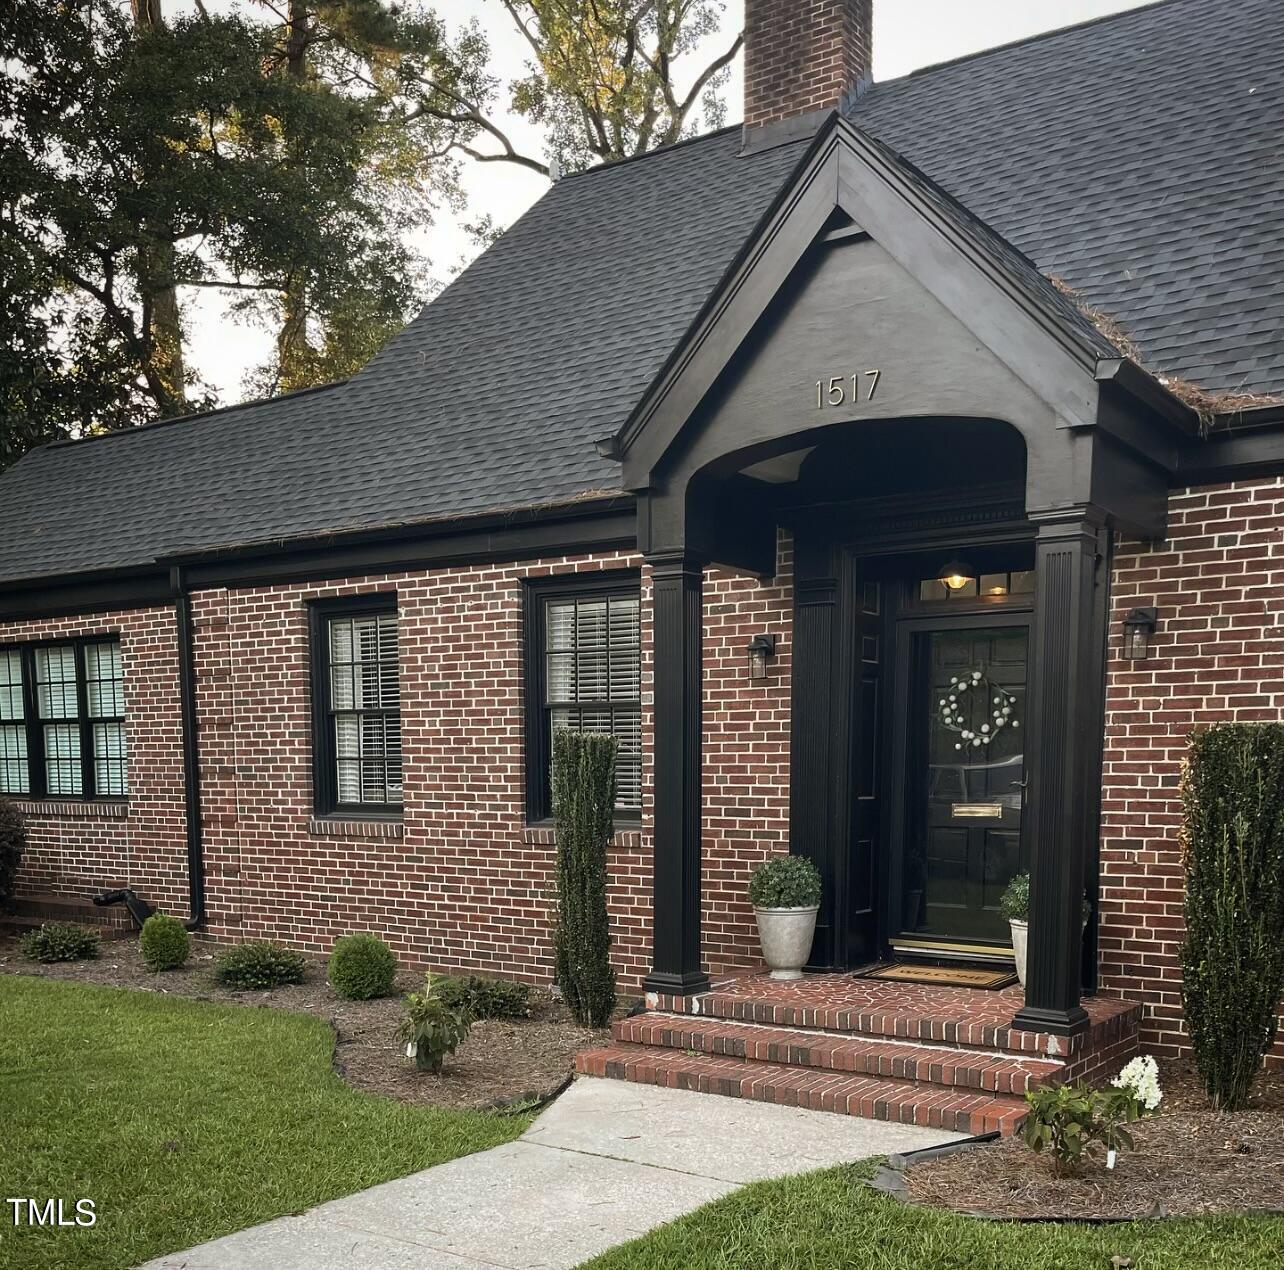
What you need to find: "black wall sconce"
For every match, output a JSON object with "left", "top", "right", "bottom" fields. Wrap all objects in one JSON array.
[
  {"left": 746, "top": 634, "right": 777, "bottom": 681},
  {"left": 1122, "top": 607, "right": 1158, "bottom": 660}
]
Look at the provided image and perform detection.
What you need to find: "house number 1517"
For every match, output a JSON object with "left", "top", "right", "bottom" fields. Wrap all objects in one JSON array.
[{"left": 815, "top": 370, "right": 881, "bottom": 407}]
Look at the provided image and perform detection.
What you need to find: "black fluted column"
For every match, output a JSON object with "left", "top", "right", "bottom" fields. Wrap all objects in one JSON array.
[
  {"left": 1012, "top": 512, "right": 1107, "bottom": 1037},
  {"left": 643, "top": 550, "right": 710, "bottom": 997}
]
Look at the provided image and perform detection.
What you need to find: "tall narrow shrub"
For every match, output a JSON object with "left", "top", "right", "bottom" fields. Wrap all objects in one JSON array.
[
  {"left": 0, "top": 797, "right": 24, "bottom": 907},
  {"left": 1179, "top": 723, "right": 1284, "bottom": 1109},
  {"left": 552, "top": 729, "right": 617, "bottom": 1028}
]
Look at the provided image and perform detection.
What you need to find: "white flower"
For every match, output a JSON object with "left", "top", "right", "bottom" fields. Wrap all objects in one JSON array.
[{"left": 1112, "top": 1054, "right": 1162, "bottom": 1111}]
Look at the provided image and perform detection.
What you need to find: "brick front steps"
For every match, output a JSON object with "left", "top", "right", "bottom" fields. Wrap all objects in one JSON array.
[{"left": 576, "top": 972, "right": 1141, "bottom": 1135}]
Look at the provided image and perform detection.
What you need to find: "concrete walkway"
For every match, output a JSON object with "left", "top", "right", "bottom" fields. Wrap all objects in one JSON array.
[{"left": 145, "top": 1078, "right": 961, "bottom": 1269}]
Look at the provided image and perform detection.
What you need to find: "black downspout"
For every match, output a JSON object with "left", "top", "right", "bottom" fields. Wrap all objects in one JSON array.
[{"left": 171, "top": 566, "right": 206, "bottom": 931}]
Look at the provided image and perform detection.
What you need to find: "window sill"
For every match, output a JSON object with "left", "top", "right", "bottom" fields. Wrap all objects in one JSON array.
[
  {"left": 523, "top": 818, "right": 642, "bottom": 846},
  {"left": 307, "top": 816, "right": 405, "bottom": 841},
  {"left": 11, "top": 799, "right": 128, "bottom": 820}
]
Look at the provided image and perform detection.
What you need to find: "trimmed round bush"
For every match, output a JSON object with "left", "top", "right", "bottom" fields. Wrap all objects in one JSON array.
[
  {"left": 21, "top": 921, "right": 100, "bottom": 963},
  {"left": 0, "top": 796, "right": 25, "bottom": 906},
  {"left": 328, "top": 933, "right": 397, "bottom": 1000},
  {"left": 748, "top": 856, "right": 822, "bottom": 909},
  {"left": 140, "top": 912, "right": 190, "bottom": 971},
  {"left": 215, "top": 940, "right": 306, "bottom": 991}
]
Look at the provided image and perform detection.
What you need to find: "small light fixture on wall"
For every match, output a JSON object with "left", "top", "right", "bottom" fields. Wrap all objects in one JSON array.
[
  {"left": 746, "top": 634, "right": 777, "bottom": 681},
  {"left": 937, "top": 559, "right": 975, "bottom": 592},
  {"left": 1122, "top": 607, "right": 1158, "bottom": 660}
]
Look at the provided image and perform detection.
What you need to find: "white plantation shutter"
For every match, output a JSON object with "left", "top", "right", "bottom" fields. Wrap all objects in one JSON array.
[
  {"left": 544, "top": 591, "right": 642, "bottom": 811},
  {"left": 0, "top": 650, "right": 27, "bottom": 795},
  {"left": 327, "top": 611, "right": 402, "bottom": 807}
]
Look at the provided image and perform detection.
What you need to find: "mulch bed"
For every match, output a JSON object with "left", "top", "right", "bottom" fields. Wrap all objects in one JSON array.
[
  {"left": 903, "top": 1062, "right": 1284, "bottom": 1220},
  {"left": 0, "top": 934, "right": 613, "bottom": 1112}
]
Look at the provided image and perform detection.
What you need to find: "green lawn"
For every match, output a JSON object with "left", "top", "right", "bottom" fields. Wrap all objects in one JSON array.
[
  {"left": 583, "top": 1161, "right": 1284, "bottom": 1270},
  {"left": 0, "top": 975, "right": 529, "bottom": 1270}
]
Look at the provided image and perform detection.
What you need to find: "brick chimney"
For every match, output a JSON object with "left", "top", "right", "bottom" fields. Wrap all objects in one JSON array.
[{"left": 743, "top": 0, "right": 872, "bottom": 131}]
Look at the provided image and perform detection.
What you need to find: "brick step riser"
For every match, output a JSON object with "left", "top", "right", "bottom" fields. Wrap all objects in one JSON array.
[
  {"left": 576, "top": 1048, "right": 1029, "bottom": 1136},
  {"left": 614, "top": 1019, "right": 1059, "bottom": 1096},
  {"left": 656, "top": 994, "right": 1140, "bottom": 1061}
]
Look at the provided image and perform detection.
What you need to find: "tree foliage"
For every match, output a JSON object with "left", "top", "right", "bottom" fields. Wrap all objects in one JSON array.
[
  {"left": 426, "top": 0, "right": 740, "bottom": 174},
  {"left": 551, "top": 728, "right": 617, "bottom": 1028},
  {"left": 0, "top": 0, "right": 476, "bottom": 464},
  {"left": 1179, "top": 723, "right": 1284, "bottom": 1110}
]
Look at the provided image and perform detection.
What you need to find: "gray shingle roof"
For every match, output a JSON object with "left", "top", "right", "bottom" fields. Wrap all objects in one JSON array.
[{"left": 2, "top": 0, "right": 1281, "bottom": 587}]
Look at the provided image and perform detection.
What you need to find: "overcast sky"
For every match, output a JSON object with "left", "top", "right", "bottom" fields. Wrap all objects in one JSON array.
[{"left": 185, "top": 0, "right": 1155, "bottom": 403}]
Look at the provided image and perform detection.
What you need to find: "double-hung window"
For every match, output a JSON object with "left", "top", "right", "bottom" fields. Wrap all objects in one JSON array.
[
  {"left": 0, "top": 638, "right": 127, "bottom": 799},
  {"left": 311, "top": 597, "right": 402, "bottom": 815},
  {"left": 525, "top": 575, "right": 641, "bottom": 820}
]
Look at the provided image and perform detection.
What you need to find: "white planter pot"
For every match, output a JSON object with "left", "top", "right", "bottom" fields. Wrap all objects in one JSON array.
[
  {"left": 754, "top": 905, "right": 819, "bottom": 980},
  {"left": 1009, "top": 918, "right": 1029, "bottom": 988}
]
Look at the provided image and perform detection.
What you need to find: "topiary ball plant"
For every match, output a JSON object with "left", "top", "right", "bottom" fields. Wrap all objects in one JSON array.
[
  {"left": 139, "top": 912, "right": 190, "bottom": 971},
  {"left": 328, "top": 933, "right": 397, "bottom": 1000},
  {"left": 21, "top": 921, "right": 100, "bottom": 963},
  {"left": 1000, "top": 872, "right": 1030, "bottom": 922},
  {"left": 215, "top": 940, "right": 306, "bottom": 991},
  {"left": 748, "top": 855, "right": 822, "bottom": 909},
  {"left": 0, "top": 796, "right": 25, "bottom": 908}
]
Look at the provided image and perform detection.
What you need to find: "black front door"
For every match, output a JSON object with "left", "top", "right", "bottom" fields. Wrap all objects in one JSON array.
[{"left": 891, "top": 614, "right": 1030, "bottom": 954}]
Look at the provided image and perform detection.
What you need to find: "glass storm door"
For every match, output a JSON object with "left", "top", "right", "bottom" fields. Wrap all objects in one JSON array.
[{"left": 898, "top": 620, "right": 1029, "bottom": 950}]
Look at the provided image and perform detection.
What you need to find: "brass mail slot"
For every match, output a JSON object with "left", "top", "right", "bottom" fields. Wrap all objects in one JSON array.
[{"left": 951, "top": 802, "right": 1004, "bottom": 819}]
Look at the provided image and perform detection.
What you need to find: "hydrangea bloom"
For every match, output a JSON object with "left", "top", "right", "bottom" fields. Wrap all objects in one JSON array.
[{"left": 1112, "top": 1054, "right": 1162, "bottom": 1111}]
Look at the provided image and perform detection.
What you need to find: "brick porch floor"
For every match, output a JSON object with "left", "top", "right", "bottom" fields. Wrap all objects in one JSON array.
[{"left": 577, "top": 971, "right": 1141, "bottom": 1135}]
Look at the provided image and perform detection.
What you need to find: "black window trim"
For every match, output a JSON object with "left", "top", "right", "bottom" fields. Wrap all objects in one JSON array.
[
  {"left": 308, "top": 592, "right": 403, "bottom": 820},
  {"left": 0, "top": 634, "right": 127, "bottom": 802},
  {"left": 522, "top": 570, "right": 642, "bottom": 826}
]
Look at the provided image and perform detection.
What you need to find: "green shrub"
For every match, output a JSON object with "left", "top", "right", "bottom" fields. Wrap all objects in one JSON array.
[
  {"left": 551, "top": 729, "right": 617, "bottom": 1028},
  {"left": 399, "top": 973, "right": 472, "bottom": 1073},
  {"left": 139, "top": 913, "right": 190, "bottom": 971},
  {"left": 1180, "top": 722, "right": 1284, "bottom": 1110},
  {"left": 748, "top": 856, "right": 822, "bottom": 909},
  {"left": 999, "top": 872, "right": 1030, "bottom": 922},
  {"left": 437, "top": 974, "right": 532, "bottom": 1020},
  {"left": 0, "top": 797, "right": 24, "bottom": 906},
  {"left": 329, "top": 933, "right": 397, "bottom": 1000},
  {"left": 1000, "top": 872, "right": 1091, "bottom": 925},
  {"left": 215, "top": 940, "right": 306, "bottom": 991},
  {"left": 21, "top": 921, "right": 100, "bottom": 963},
  {"left": 1022, "top": 1081, "right": 1148, "bottom": 1176}
]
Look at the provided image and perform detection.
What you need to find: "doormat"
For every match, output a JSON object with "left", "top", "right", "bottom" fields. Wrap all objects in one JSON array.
[{"left": 859, "top": 963, "right": 1017, "bottom": 990}]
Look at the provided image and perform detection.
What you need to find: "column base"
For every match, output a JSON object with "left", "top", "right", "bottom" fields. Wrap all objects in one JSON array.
[
  {"left": 643, "top": 968, "right": 711, "bottom": 999},
  {"left": 1011, "top": 1002, "right": 1090, "bottom": 1037}
]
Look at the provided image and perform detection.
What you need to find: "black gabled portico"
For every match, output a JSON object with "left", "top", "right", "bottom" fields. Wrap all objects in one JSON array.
[{"left": 615, "top": 114, "right": 1192, "bottom": 1035}]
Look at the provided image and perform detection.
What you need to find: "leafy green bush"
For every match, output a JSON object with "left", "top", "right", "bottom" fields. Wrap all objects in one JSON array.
[
  {"left": 437, "top": 974, "right": 532, "bottom": 1020},
  {"left": 1180, "top": 722, "right": 1284, "bottom": 1110},
  {"left": 21, "top": 922, "right": 100, "bottom": 963},
  {"left": 139, "top": 913, "right": 190, "bottom": 971},
  {"left": 1000, "top": 872, "right": 1091, "bottom": 924},
  {"left": 1000, "top": 872, "right": 1030, "bottom": 922},
  {"left": 748, "top": 856, "right": 822, "bottom": 909},
  {"left": 399, "top": 973, "right": 472, "bottom": 1073},
  {"left": 0, "top": 797, "right": 24, "bottom": 906},
  {"left": 329, "top": 933, "right": 397, "bottom": 1000},
  {"left": 1023, "top": 1057, "right": 1160, "bottom": 1176},
  {"left": 215, "top": 940, "right": 306, "bottom": 991},
  {"left": 552, "top": 729, "right": 617, "bottom": 1028}
]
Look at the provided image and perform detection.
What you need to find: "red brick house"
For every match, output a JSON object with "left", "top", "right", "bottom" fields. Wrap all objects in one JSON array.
[{"left": 3, "top": 0, "right": 1283, "bottom": 1126}]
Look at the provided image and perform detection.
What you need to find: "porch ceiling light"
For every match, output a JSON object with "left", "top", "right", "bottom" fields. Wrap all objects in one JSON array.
[
  {"left": 1122, "top": 607, "right": 1159, "bottom": 660},
  {"left": 747, "top": 634, "right": 777, "bottom": 682},
  {"left": 937, "top": 559, "right": 975, "bottom": 592}
]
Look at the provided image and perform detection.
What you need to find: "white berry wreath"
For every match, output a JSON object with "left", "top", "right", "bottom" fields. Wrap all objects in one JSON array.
[{"left": 938, "top": 668, "right": 1018, "bottom": 751}]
